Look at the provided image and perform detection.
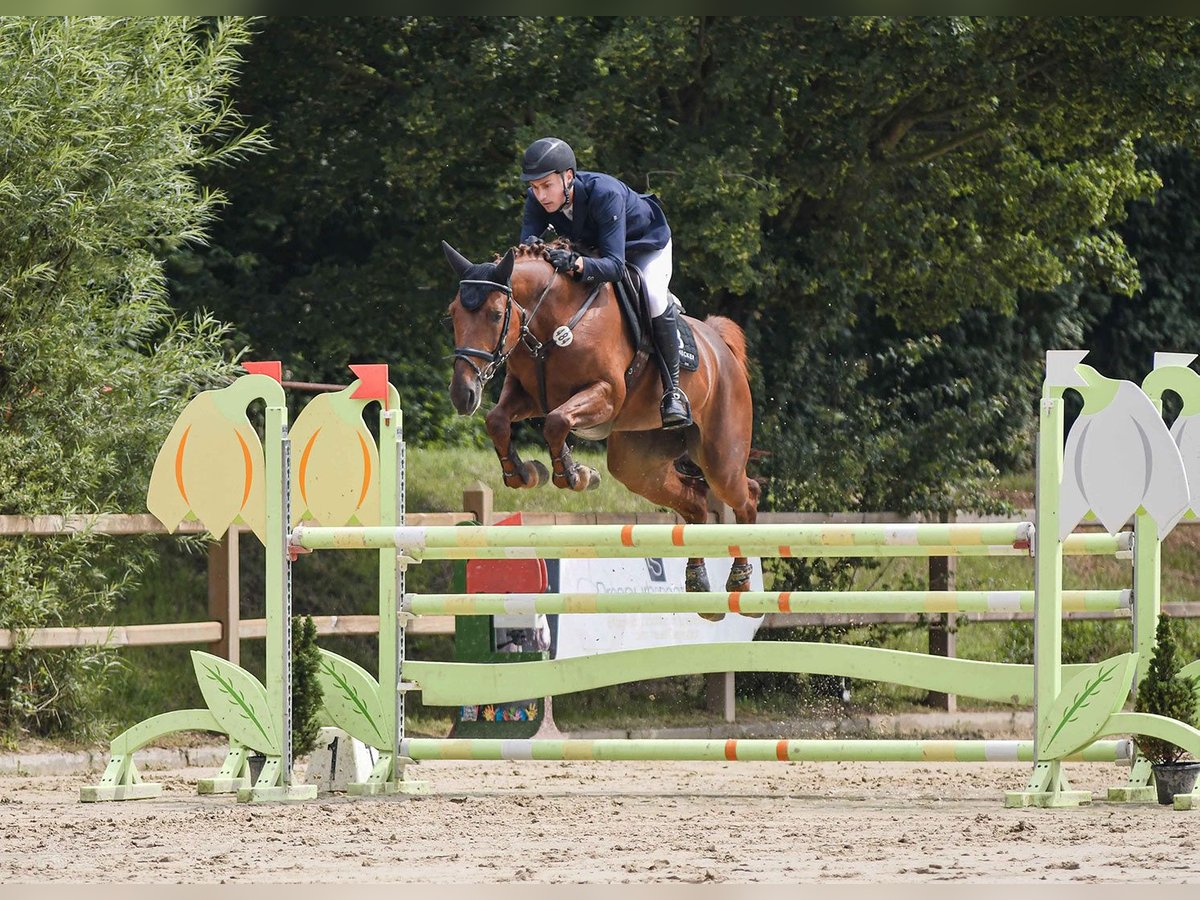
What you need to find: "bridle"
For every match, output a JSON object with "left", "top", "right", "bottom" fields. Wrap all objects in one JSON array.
[
  {"left": 451, "top": 264, "right": 606, "bottom": 411},
  {"left": 451, "top": 274, "right": 558, "bottom": 389}
]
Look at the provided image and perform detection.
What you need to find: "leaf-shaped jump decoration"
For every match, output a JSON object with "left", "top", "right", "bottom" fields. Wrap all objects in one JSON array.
[
  {"left": 1180, "top": 660, "right": 1200, "bottom": 708},
  {"left": 1038, "top": 652, "right": 1138, "bottom": 760},
  {"left": 191, "top": 650, "right": 278, "bottom": 755},
  {"left": 315, "top": 649, "right": 388, "bottom": 749}
]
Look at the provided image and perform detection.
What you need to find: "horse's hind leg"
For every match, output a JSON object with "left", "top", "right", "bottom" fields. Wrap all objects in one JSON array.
[
  {"left": 607, "top": 431, "right": 724, "bottom": 620},
  {"left": 689, "top": 398, "right": 760, "bottom": 595}
]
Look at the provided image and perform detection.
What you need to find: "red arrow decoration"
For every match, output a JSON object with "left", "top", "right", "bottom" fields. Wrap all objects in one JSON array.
[
  {"left": 349, "top": 364, "right": 389, "bottom": 400},
  {"left": 242, "top": 360, "right": 282, "bottom": 383}
]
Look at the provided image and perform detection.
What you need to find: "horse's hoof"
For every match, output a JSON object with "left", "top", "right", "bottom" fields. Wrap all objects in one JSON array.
[
  {"left": 685, "top": 562, "right": 710, "bottom": 593},
  {"left": 572, "top": 466, "right": 600, "bottom": 492},
  {"left": 526, "top": 460, "right": 549, "bottom": 488},
  {"left": 697, "top": 612, "right": 726, "bottom": 623}
]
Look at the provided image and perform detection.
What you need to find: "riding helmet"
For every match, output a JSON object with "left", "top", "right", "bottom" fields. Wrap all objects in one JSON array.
[{"left": 520, "top": 137, "right": 576, "bottom": 182}]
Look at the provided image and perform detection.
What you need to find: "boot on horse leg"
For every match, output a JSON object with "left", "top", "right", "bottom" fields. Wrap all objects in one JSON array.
[
  {"left": 650, "top": 306, "right": 693, "bottom": 430},
  {"left": 496, "top": 449, "right": 549, "bottom": 489},
  {"left": 549, "top": 443, "right": 600, "bottom": 492},
  {"left": 485, "top": 399, "right": 547, "bottom": 489},
  {"left": 687, "top": 557, "right": 727, "bottom": 623}
]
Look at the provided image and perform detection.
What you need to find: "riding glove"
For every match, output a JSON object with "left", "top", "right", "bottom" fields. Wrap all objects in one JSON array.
[{"left": 544, "top": 247, "right": 581, "bottom": 276}]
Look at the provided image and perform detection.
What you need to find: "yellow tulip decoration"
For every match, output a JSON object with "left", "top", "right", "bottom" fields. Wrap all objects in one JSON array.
[{"left": 146, "top": 371, "right": 279, "bottom": 544}]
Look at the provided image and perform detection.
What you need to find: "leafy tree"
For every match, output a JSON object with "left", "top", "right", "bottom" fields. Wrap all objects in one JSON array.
[
  {"left": 1076, "top": 143, "right": 1200, "bottom": 388},
  {"left": 0, "top": 17, "right": 264, "bottom": 737},
  {"left": 170, "top": 18, "right": 1200, "bottom": 511}
]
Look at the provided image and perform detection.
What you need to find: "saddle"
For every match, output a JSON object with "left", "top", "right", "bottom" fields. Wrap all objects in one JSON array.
[{"left": 614, "top": 265, "right": 699, "bottom": 375}]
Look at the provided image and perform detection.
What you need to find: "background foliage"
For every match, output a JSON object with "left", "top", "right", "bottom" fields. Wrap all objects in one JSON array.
[{"left": 0, "top": 17, "right": 262, "bottom": 736}]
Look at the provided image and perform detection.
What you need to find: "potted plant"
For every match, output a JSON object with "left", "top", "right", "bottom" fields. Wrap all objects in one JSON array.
[{"left": 1135, "top": 613, "right": 1200, "bottom": 805}]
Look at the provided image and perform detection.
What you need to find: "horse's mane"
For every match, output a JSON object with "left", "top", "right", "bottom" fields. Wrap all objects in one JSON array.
[{"left": 502, "top": 238, "right": 584, "bottom": 263}]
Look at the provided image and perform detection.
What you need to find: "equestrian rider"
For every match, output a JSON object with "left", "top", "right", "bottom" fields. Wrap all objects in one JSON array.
[{"left": 518, "top": 137, "right": 693, "bottom": 430}]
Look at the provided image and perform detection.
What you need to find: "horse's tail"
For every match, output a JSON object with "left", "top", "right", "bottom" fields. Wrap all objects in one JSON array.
[{"left": 705, "top": 315, "right": 749, "bottom": 381}]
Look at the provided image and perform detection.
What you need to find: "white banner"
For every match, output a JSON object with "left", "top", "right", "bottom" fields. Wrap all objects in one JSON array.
[{"left": 552, "top": 556, "right": 764, "bottom": 658}]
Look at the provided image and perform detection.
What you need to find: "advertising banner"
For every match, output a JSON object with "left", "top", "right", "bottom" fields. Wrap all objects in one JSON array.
[{"left": 553, "top": 555, "right": 764, "bottom": 658}]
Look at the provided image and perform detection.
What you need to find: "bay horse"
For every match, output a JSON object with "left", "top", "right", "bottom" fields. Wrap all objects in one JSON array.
[{"left": 441, "top": 239, "right": 760, "bottom": 596}]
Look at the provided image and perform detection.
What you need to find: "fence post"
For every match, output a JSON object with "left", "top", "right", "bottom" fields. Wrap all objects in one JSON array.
[
  {"left": 207, "top": 528, "right": 240, "bottom": 664},
  {"left": 926, "top": 510, "right": 957, "bottom": 712},
  {"left": 463, "top": 481, "right": 493, "bottom": 525}
]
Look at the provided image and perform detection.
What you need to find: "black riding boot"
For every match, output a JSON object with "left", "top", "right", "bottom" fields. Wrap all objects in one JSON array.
[{"left": 650, "top": 307, "right": 693, "bottom": 430}]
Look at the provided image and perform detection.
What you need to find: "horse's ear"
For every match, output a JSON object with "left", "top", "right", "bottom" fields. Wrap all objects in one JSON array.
[
  {"left": 442, "top": 241, "right": 473, "bottom": 278},
  {"left": 494, "top": 248, "right": 515, "bottom": 284}
]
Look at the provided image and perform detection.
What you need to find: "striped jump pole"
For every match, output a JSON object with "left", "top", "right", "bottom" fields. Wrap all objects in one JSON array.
[
  {"left": 404, "top": 589, "right": 1132, "bottom": 618},
  {"left": 294, "top": 521, "right": 1037, "bottom": 552},
  {"left": 401, "top": 737, "right": 1134, "bottom": 765},
  {"left": 291, "top": 522, "right": 1131, "bottom": 559}
]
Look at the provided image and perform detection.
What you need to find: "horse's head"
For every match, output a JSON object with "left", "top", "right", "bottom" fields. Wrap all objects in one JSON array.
[{"left": 442, "top": 241, "right": 518, "bottom": 415}]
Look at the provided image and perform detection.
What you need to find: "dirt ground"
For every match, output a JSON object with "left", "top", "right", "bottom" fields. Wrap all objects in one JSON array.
[{"left": 0, "top": 758, "right": 1197, "bottom": 884}]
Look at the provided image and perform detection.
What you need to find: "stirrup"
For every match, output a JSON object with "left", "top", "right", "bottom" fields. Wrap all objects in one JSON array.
[{"left": 660, "top": 388, "right": 692, "bottom": 430}]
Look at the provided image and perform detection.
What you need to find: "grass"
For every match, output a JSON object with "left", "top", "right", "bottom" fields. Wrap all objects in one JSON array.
[{"left": 406, "top": 443, "right": 662, "bottom": 516}]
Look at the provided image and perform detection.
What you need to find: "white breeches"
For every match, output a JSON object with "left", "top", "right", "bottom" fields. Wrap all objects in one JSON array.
[{"left": 628, "top": 239, "right": 673, "bottom": 318}]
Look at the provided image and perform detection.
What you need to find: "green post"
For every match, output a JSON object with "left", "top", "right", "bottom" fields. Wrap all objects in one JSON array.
[{"left": 1005, "top": 373, "right": 1089, "bottom": 807}]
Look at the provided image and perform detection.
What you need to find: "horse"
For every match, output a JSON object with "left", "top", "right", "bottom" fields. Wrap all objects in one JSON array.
[{"left": 441, "top": 239, "right": 760, "bottom": 596}]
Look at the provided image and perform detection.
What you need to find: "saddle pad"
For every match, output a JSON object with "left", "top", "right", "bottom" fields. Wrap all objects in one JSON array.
[
  {"left": 616, "top": 266, "right": 698, "bottom": 371},
  {"left": 677, "top": 315, "right": 699, "bottom": 372}
]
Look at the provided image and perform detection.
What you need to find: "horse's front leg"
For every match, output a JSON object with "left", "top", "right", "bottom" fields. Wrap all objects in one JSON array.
[
  {"left": 542, "top": 382, "right": 616, "bottom": 492},
  {"left": 485, "top": 377, "right": 548, "bottom": 489}
]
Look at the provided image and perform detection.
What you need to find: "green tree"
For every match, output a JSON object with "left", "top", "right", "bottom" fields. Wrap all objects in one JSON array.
[
  {"left": 0, "top": 17, "right": 265, "bottom": 737},
  {"left": 170, "top": 17, "right": 1200, "bottom": 510},
  {"left": 1135, "top": 614, "right": 1198, "bottom": 766},
  {"left": 1076, "top": 143, "right": 1200, "bottom": 387}
]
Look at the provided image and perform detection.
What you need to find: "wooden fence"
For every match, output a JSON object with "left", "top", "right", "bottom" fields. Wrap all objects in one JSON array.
[{"left": 4, "top": 482, "right": 1194, "bottom": 719}]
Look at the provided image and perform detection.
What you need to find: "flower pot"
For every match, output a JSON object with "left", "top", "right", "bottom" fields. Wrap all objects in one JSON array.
[{"left": 1151, "top": 761, "right": 1200, "bottom": 805}]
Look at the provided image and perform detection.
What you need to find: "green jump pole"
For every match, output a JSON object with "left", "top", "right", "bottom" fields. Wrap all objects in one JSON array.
[
  {"left": 400, "top": 737, "right": 1132, "bottom": 764},
  {"left": 292, "top": 523, "right": 1129, "bottom": 559},
  {"left": 293, "top": 521, "right": 1034, "bottom": 551},
  {"left": 404, "top": 589, "right": 1131, "bottom": 617}
]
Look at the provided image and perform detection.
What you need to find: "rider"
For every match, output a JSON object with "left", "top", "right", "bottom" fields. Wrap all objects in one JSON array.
[{"left": 518, "top": 137, "right": 692, "bottom": 430}]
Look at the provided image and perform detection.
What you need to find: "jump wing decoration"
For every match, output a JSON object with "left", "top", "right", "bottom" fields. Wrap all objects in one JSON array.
[
  {"left": 1057, "top": 362, "right": 1189, "bottom": 540},
  {"left": 1037, "top": 652, "right": 1138, "bottom": 760},
  {"left": 289, "top": 382, "right": 382, "bottom": 527},
  {"left": 1143, "top": 353, "right": 1200, "bottom": 522},
  {"left": 146, "top": 374, "right": 283, "bottom": 545}
]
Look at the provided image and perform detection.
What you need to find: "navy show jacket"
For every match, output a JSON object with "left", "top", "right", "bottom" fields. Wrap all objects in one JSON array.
[{"left": 520, "top": 170, "right": 671, "bottom": 285}]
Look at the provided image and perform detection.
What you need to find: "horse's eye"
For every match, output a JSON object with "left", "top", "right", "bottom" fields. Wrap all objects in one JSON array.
[
  {"left": 488, "top": 309, "right": 503, "bottom": 324},
  {"left": 440, "top": 315, "right": 454, "bottom": 333}
]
